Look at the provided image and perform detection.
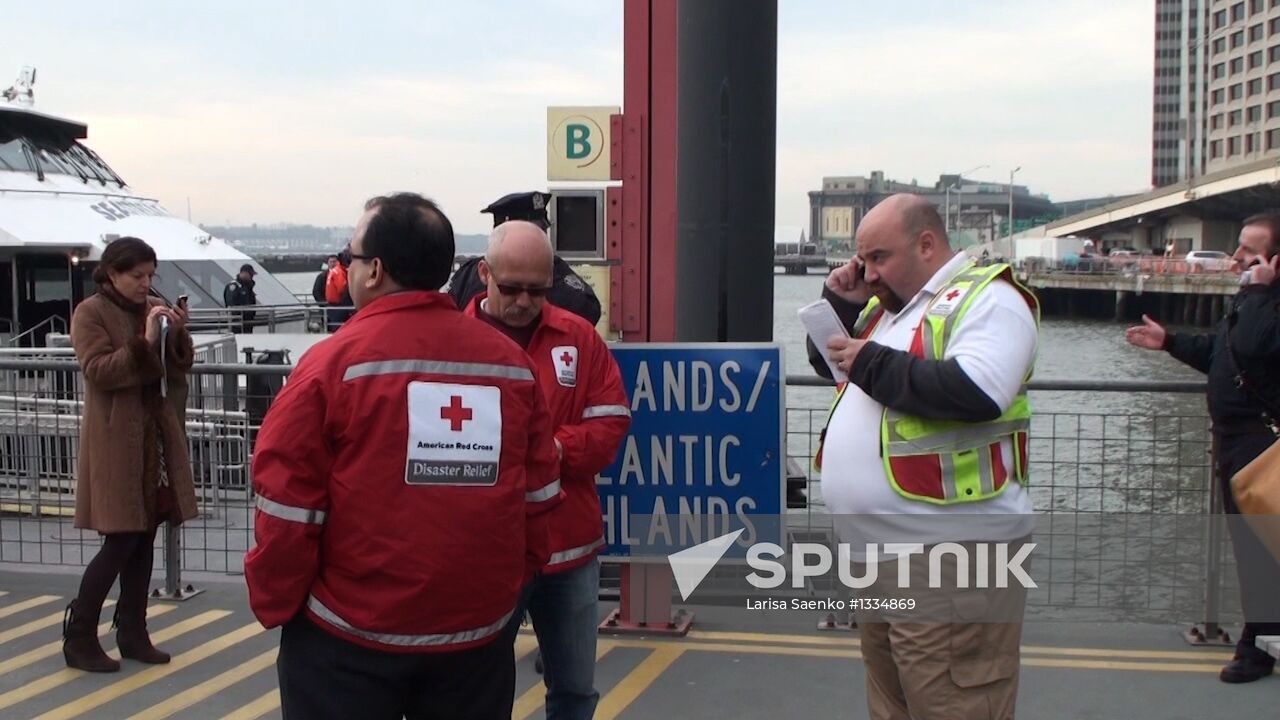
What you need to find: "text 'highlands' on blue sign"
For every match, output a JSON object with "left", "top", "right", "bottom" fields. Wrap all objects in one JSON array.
[{"left": 597, "top": 344, "right": 785, "bottom": 559}]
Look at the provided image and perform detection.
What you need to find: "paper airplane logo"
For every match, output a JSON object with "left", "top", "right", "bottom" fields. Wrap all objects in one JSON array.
[{"left": 667, "top": 529, "right": 745, "bottom": 601}]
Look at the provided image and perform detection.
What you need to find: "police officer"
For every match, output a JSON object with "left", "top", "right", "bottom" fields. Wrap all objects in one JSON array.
[
  {"left": 223, "top": 263, "right": 258, "bottom": 333},
  {"left": 448, "top": 191, "right": 602, "bottom": 326},
  {"left": 246, "top": 193, "right": 562, "bottom": 719}
]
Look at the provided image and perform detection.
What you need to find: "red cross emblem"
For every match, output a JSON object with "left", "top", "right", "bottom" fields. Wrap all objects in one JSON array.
[
  {"left": 439, "top": 395, "right": 473, "bottom": 432},
  {"left": 560, "top": 351, "right": 574, "bottom": 367},
  {"left": 945, "top": 289, "right": 961, "bottom": 301}
]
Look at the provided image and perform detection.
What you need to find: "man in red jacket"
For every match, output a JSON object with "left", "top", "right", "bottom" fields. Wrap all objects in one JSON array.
[
  {"left": 464, "top": 220, "right": 631, "bottom": 719},
  {"left": 245, "top": 194, "right": 562, "bottom": 720}
]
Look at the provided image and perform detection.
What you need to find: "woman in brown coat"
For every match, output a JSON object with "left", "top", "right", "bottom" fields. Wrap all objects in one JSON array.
[{"left": 65, "top": 237, "right": 199, "bottom": 672}]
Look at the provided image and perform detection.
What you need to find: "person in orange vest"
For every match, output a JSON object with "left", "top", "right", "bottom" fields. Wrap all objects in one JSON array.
[
  {"left": 245, "top": 193, "right": 562, "bottom": 719},
  {"left": 462, "top": 220, "right": 630, "bottom": 719},
  {"left": 324, "top": 254, "right": 350, "bottom": 331},
  {"left": 808, "top": 194, "right": 1039, "bottom": 720}
]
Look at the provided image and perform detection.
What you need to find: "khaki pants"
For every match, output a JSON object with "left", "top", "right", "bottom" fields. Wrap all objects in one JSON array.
[{"left": 852, "top": 539, "right": 1029, "bottom": 720}]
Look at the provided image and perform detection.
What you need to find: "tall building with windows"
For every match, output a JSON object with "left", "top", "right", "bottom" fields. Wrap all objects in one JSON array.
[
  {"left": 1152, "top": 0, "right": 1191, "bottom": 187},
  {"left": 1202, "top": 0, "right": 1280, "bottom": 174},
  {"left": 1154, "top": 0, "right": 1280, "bottom": 187}
]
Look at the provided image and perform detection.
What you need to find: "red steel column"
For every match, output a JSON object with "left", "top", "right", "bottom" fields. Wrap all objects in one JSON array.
[{"left": 603, "top": 0, "right": 690, "bottom": 636}]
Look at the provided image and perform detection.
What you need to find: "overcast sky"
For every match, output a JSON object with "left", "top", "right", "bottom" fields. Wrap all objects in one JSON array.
[{"left": 3, "top": 0, "right": 1153, "bottom": 234}]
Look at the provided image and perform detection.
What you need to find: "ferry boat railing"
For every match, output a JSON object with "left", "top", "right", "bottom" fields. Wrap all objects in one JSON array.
[
  {"left": 0, "top": 359, "right": 1239, "bottom": 630},
  {"left": 4, "top": 315, "right": 67, "bottom": 347},
  {"left": 185, "top": 302, "right": 355, "bottom": 334}
]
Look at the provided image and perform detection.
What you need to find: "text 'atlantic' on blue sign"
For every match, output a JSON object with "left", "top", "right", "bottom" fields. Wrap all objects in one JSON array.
[{"left": 597, "top": 344, "right": 786, "bottom": 559}]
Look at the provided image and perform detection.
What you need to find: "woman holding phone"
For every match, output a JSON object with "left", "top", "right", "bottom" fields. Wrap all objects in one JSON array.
[{"left": 64, "top": 236, "right": 199, "bottom": 672}]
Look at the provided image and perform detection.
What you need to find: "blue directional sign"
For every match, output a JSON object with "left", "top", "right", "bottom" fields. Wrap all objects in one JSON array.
[{"left": 596, "top": 344, "right": 785, "bottom": 559}]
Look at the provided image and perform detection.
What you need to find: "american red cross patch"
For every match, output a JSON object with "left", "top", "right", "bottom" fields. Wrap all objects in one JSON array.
[
  {"left": 928, "top": 285, "right": 970, "bottom": 317},
  {"left": 552, "top": 345, "right": 579, "bottom": 387}
]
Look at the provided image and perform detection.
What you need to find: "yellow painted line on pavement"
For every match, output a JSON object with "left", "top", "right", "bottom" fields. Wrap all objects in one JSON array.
[
  {"left": 513, "top": 641, "right": 614, "bottom": 720},
  {"left": 616, "top": 639, "right": 857, "bottom": 660},
  {"left": 0, "top": 595, "right": 61, "bottom": 620},
  {"left": 1021, "top": 657, "right": 1227, "bottom": 673},
  {"left": 1021, "top": 643, "right": 1233, "bottom": 662},
  {"left": 0, "top": 609, "right": 225, "bottom": 713},
  {"left": 219, "top": 689, "right": 279, "bottom": 720},
  {"left": 35, "top": 620, "right": 266, "bottom": 720},
  {"left": 0, "top": 601, "right": 116, "bottom": 647},
  {"left": 127, "top": 645, "right": 279, "bottom": 720},
  {"left": 688, "top": 629, "right": 860, "bottom": 647},
  {"left": 0, "top": 603, "right": 172, "bottom": 676},
  {"left": 0, "top": 503, "right": 75, "bottom": 517},
  {"left": 614, "top": 638, "right": 1233, "bottom": 674},
  {"left": 678, "top": 629, "right": 1234, "bottom": 662},
  {"left": 595, "top": 646, "right": 684, "bottom": 720}
]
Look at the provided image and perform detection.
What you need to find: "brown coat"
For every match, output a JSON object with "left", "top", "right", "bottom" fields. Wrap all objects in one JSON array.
[{"left": 71, "top": 290, "right": 199, "bottom": 533}]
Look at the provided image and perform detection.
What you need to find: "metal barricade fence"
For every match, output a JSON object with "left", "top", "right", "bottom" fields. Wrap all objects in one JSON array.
[{"left": 0, "top": 358, "right": 1239, "bottom": 626}]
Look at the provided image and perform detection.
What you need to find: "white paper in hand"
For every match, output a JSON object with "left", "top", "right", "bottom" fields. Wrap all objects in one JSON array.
[{"left": 797, "top": 299, "right": 850, "bottom": 383}]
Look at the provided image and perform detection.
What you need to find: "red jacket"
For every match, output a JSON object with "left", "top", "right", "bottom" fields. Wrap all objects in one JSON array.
[
  {"left": 465, "top": 296, "right": 630, "bottom": 574},
  {"left": 245, "top": 291, "right": 561, "bottom": 653},
  {"left": 324, "top": 265, "right": 348, "bottom": 304}
]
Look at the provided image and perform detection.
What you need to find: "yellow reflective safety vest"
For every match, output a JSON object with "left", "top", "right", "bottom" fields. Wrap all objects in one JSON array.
[{"left": 813, "top": 261, "right": 1040, "bottom": 505}]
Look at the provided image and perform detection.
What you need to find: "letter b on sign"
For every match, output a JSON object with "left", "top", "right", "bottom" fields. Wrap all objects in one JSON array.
[
  {"left": 566, "top": 124, "right": 592, "bottom": 160},
  {"left": 547, "top": 106, "right": 616, "bottom": 181}
]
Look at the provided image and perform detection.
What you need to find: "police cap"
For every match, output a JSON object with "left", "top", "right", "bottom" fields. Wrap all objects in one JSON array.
[{"left": 480, "top": 191, "right": 552, "bottom": 228}]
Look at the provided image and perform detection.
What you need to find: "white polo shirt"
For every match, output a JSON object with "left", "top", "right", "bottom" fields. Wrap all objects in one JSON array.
[{"left": 820, "top": 253, "right": 1038, "bottom": 553}]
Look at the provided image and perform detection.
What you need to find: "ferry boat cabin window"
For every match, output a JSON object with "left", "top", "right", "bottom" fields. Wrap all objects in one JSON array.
[
  {"left": 151, "top": 262, "right": 221, "bottom": 309},
  {"left": 0, "top": 118, "right": 122, "bottom": 184},
  {"left": 0, "top": 134, "right": 27, "bottom": 171},
  {"left": 14, "top": 253, "right": 72, "bottom": 347}
]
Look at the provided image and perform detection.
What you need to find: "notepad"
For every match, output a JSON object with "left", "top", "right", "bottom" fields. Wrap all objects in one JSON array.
[{"left": 797, "top": 298, "right": 850, "bottom": 383}]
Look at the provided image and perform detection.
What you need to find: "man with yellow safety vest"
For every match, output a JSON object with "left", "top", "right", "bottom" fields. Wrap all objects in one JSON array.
[{"left": 806, "top": 194, "right": 1040, "bottom": 720}]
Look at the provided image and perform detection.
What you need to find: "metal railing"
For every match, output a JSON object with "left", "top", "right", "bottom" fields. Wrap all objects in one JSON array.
[
  {"left": 0, "top": 360, "right": 1242, "bottom": 627},
  {"left": 5, "top": 315, "right": 68, "bottom": 347},
  {"left": 185, "top": 302, "right": 357, "bottom": 335},
  {"left": 1019, "top": 256, "right": 1241, "bottom": 278}
]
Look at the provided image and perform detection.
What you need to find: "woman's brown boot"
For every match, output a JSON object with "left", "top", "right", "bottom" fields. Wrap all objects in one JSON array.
[
  {"left": 62, "top": 601, "right": 120, "bottom": 673},
  {"left": 114, "top": 567, "right": 170, "bottom": 664}
]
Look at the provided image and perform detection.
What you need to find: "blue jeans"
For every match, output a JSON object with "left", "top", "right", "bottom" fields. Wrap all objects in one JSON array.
[{"left": 521, "top": 557, "right": 601, "bottom": 720}]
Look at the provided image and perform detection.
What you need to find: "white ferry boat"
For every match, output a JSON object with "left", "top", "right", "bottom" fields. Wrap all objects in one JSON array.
[{"left": 0, "top": 67, "right": 301, "bottom": 347}]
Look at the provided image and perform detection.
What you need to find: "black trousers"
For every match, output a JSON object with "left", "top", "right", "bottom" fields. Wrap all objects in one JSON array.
[
  {"left": 1218, "top": 432, "right": 1280, "bottom": 651},
  {"left": 278, "top": 616, "right": 515, "bottom": 720}
]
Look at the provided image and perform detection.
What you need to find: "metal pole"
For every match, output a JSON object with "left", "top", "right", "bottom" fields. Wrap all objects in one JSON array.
[
  {"left": 1201, "top": 456, "right": 1225, "bottom": 640},
  {"left": 1008, "top": 166, "right": 1020, "bottom": 244},
  {"left": 164, "top": 520, "right": 181, "bottom": 597},
  {"left": 944, "top": 188, "right": 951, "bottom": 233}
]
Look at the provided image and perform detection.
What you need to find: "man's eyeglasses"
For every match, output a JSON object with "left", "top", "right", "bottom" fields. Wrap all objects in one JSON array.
[
  {"left": 495, "top": 283, "right": 553, "bottom": 298},
  {"left": 348, "top": 252, "right": 376, "bottom": 263}
]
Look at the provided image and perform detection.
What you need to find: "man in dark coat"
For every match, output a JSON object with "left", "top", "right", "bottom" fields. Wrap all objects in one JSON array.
[
  {"left": 312, "top": 255, "right": 337, "bottom": 304},
  {"left": 1127, "top": 211, "right": 1280, "bottom": 683},
  {"left": 223, "top": 263, "right": 259, "bottom": 333},
  {"left": 448, "top": 191, "right": 602, "bottom": 326}
]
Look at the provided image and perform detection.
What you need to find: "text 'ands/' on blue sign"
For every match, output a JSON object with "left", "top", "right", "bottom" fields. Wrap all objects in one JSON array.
[{"left": 597, "top": 344, "right": 785, "bottom": 559}]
